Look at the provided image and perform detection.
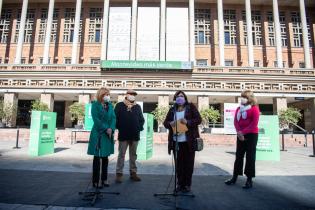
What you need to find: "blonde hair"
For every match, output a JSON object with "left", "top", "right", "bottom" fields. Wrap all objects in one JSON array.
[
  {"left": 95, "top": 87, "right": 110, "bottom": 102},
  {"left": 241, "top": 90, "right": 257, "bottom": 105}
]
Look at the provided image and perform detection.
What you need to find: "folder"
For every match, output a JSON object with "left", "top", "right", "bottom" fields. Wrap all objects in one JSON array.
[{"left": 171, "top": 120, "right": 188, "bottom": 134}]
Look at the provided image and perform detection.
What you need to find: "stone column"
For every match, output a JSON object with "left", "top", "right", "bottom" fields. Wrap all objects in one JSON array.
[
  {"left": 299, "top": 0, "right": 311, "bottom": 68},
  {"left": 273, "top": 0, "right": 283, "bottom": 68},
  {"left": 14, "top": 0, "right": 28, "bottom": 64},
  {"left": 3, "top": 93, "right": 18, "bottom": 127},
  {"left": 130, "top": 0, "right": 138, "bottom": 60},
  {"left": 43, "top": 0, "right": 55, "bottom": 64},
  {"left": 71, "top": 0, "right": 82, "bottom": 64},
  {"left": 217, "top": 0, "right": 225, "bottom": 66},
  {"left": 78, "top": 94, "right": 91, "bottom": 104},
  {"left": 101, "top": 0, "right": 110, "bottom": 60},
  {"left": 0, "top": 0, "right": 3, "bottom": 18},
  {"left": 245, "top": 0, "right": 254, "bottom": 67},
  {"left": 273, "top": 97, "right": 287, "bottom": 114},
  {"left": 158, "top": 95, "right": 169, "bottom": 107},
  {"left": 64, "top": 101, "right": 73, "bottom": 128},
  {"left": 40, "top": 93, "right": 54, "bottom": 112},
  {"left": 160, "top": 0, "right": 166, "bottom": 61},
  {"left": 197, "top": 96, "right": 209, "bottom": 111},
  {"left": 189, "top": 0, "right": 195, "bottom": 63}
]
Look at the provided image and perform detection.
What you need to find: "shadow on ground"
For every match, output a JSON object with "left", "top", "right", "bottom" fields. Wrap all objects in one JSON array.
[{"left": 0, "top": 169, "right": 315, "bottom": 210}]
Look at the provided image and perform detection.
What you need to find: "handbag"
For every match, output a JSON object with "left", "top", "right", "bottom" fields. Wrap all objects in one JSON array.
[{"left": 194, "top": 137, "right": 204, "bottom": 152}]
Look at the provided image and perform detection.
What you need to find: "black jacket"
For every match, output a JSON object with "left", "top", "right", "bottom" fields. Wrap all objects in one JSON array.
[{"left": 114, "top": 102, "right": 145, "bottom": 141}]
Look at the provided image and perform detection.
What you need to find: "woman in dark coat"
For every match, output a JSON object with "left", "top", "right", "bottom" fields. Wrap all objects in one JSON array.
[
  {"left": 87, "top": 87, "right": 115, "bottom": 188},
  {"left": 163, "top": 90, "right": 202, "bottom": 193}
]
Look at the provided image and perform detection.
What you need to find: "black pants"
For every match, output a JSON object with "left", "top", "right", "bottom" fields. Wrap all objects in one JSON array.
[
  {"left": 175, "top": 142, "right": 195, "bottom": 187},
  {"left": 92, "top": 156, "right": 109, "bottom": 184},
  {"left": 233, "top": 133, "right": 258, "bottom": 178}
]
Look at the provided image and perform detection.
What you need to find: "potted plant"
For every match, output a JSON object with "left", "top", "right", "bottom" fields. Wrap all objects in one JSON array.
[
  {"left": 200, "top": 106, "right": 220, "bottom": 133},
  {"left": 1, "top": 101, "right": 18, "bottom": 127},
  {"left": 31, "top": 100, "right": 49, "bottom": 112},
  {"left": 279, "top": 107, "right": 302, "bottom": 134},
  {"left": 151, "top": 105, "right": 169, "bottom": 133},
  {"left": 69, "top": 102, "right": 85, "bottom": 129}
]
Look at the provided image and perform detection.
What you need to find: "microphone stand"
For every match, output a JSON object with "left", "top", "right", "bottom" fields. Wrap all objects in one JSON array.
[
  {"left": 79, "top": 129, "right": 119, "bottom": 206},
  {"left": 154, "top": 103, "right": 194, "bottom": 210}
]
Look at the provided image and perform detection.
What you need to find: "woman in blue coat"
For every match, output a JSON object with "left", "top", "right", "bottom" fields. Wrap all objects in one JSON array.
[{"left": 87, "top": 87, "right": 115, "bottom": 188}]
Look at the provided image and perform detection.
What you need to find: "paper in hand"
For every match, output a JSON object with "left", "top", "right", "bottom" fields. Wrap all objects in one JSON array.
[{"left": 172, "top": 120, "right": 188, "bottom": 134}]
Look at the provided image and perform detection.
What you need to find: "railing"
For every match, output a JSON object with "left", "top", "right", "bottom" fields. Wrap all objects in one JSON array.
[
  {"left": 194, "top": 66, "right": 315, "bottom": 76},
  {"left": 0, "top": 64, "right": 314, "bottom": 76}
]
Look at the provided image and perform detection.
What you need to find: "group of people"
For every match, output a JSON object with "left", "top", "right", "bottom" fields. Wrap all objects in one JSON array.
[{"left": 87, "top": 87, "right": 260, "bottom": 192}]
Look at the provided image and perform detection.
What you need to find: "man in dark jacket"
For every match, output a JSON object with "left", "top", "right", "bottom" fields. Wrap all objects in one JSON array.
[{"left": 115, "top": 89, "right": 145, "bottom": 183}]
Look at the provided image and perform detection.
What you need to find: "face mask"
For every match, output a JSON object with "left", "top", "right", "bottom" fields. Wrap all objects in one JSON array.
[
  {"left": 103, "top": 95, "right": 110, "bottom": 102},
  {"left": 176, "top": 96, "right": 185, "bottom": 105},
  {"left": 240, "top": 97, "right": 248, "bottom": 105},
  {"left": 127, "top": 95, "right": 136, "bottom": 102}
]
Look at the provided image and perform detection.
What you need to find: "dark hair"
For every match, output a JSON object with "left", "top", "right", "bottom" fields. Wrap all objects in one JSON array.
[{"left": 173, "top": 90, "right": 189, "bottom": 106}]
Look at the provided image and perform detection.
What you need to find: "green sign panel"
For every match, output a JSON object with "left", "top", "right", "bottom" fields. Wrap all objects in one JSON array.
[
  {"left": 101, "top": 60, "right": 193, "bottom": 70},
  {"left": 29, "top": 111, "right": 57, "bottom": 156},
  {"left": 84, "top": 103, "right": 94, "bottom": 131},
  {"left": 137, "top": 113, "right": 154, "bottom": 160},
  {"left": 256, "top": 115, "right": 280, "bottom": 161}
]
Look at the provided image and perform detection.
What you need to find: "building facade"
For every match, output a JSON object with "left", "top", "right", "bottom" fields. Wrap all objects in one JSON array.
[{"left": 0, "top": 0, "right": 314, "bottom": 131}]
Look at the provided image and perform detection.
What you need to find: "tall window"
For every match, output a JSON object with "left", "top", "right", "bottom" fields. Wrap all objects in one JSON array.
[
  {"left": 242, "top": 11, "right": 262, "bottom": 45},
  {"left": 63, "top": 8, "right": 82, "bottom": 43},
  {"left": 194, "top": 9, "right": 211, "bottom": 45},
  {"left": 38, "top": 9, "right": 59, "bottom": 43},
  {"left": 267, "top": 12, "right": 287, "bottom": 46},
  {"left": 14, "top": 9, "right": 35, "bottom": 43},
  {"left": 0, "top": 9, "right": 12, "bottom": 43},
  {"left": 267, "top": 12, "right": 275, "bottom": 46},
  {"left": 88, "top": 8, "right": 103, "bottom": 43},
  {"left": 291, "top": 12, "right": 311, "bottom": 47},
  {"left": 224, "top": 10, "right": 237, "bottom": 45}
]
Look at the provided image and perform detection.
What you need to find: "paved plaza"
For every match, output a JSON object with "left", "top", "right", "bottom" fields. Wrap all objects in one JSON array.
[{"left": 0, "top": 139, "right": 315, "bottom": 210}]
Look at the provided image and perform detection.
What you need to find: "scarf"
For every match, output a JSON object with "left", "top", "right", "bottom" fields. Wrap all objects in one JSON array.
[
  {"left": 123, "top": 99, "right": 136, "bottom": 112},
  {"left": 236, "top": 104, "right": 252, "bottom": 121}
]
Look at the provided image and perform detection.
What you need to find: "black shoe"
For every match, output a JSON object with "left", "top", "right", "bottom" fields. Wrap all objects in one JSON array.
[
  {"left": 225, "top": 178, "right": 237, "bottom": 185},
  {"left": 182, "top": 186, "right": 191, "bottom": 193},
  {"left": 175, "top": 185, "right": 184, "bottom": 193},
  {"left": 102, "top": 180, "right": 110, "bottom": 187},
  {"left": 242, "top": 179, "right": 253, "bottom": 189}
]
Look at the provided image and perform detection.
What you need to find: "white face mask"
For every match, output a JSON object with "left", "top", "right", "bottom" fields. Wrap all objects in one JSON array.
[
  {"left": 127, "top": 95, "right": 136, "bottom": 102},
  {"left": 103, "top": 95, "right": 110, "bottom": 102},
  {"left": 240, "top": 97, "right": 248, "bottom": 105}
]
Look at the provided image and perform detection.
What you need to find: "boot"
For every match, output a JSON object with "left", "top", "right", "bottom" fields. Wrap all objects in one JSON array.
[
  {"left": 130, "top": 172, "right": 141, "bottom": 181},
  {"left": 242, "top": 177, "right": 253, "bottom": 189},
  {"left": 225, "top": 175, "right": 237, "bottom": 185},
  {"left": 115, "top": 173, "right": 123, "bottom": 183}
]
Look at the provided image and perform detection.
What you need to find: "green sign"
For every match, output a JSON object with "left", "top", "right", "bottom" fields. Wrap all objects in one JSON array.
[
  {"left": 137, "top": 113, "right": 154, "bottom": 160},
  {"left": 84, "top": 103, "right": 93, "bottom": 131},
  {"left": 256, "top": 115, "right": 280, "bottom": 161},
  {"left": 29, "top": 111, "right": 57, "bottom": 156},
  {"left": 101, "top": 60, "right": 193, "bottom": 70}
]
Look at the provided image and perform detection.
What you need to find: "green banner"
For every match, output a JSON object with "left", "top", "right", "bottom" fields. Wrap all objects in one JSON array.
[
  {"left": 84, "top": 103, "right": 93, "bottom": 131},
  {"left": 137, "top": 113, "right": 154, "bottom": 160},
  {"left": 256, "top": 115, "right": 280, "bottom": 161},
  {"left": 29, "top": 111, "right": 57, "bottom": 156},
  {"left": 101, "top": 60, "right": 193, "bottom": 70}
]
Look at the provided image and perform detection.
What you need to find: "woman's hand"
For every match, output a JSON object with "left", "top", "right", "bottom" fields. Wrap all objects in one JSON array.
[
  {"left": 106, "top": 128, "right": 112, "bottom": 137},
  {"left": 237, "top": 133, "right": 245, "bottom": 141},
  {"left": 180, "top": 119, "right": 187, "bottom": 125}
]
